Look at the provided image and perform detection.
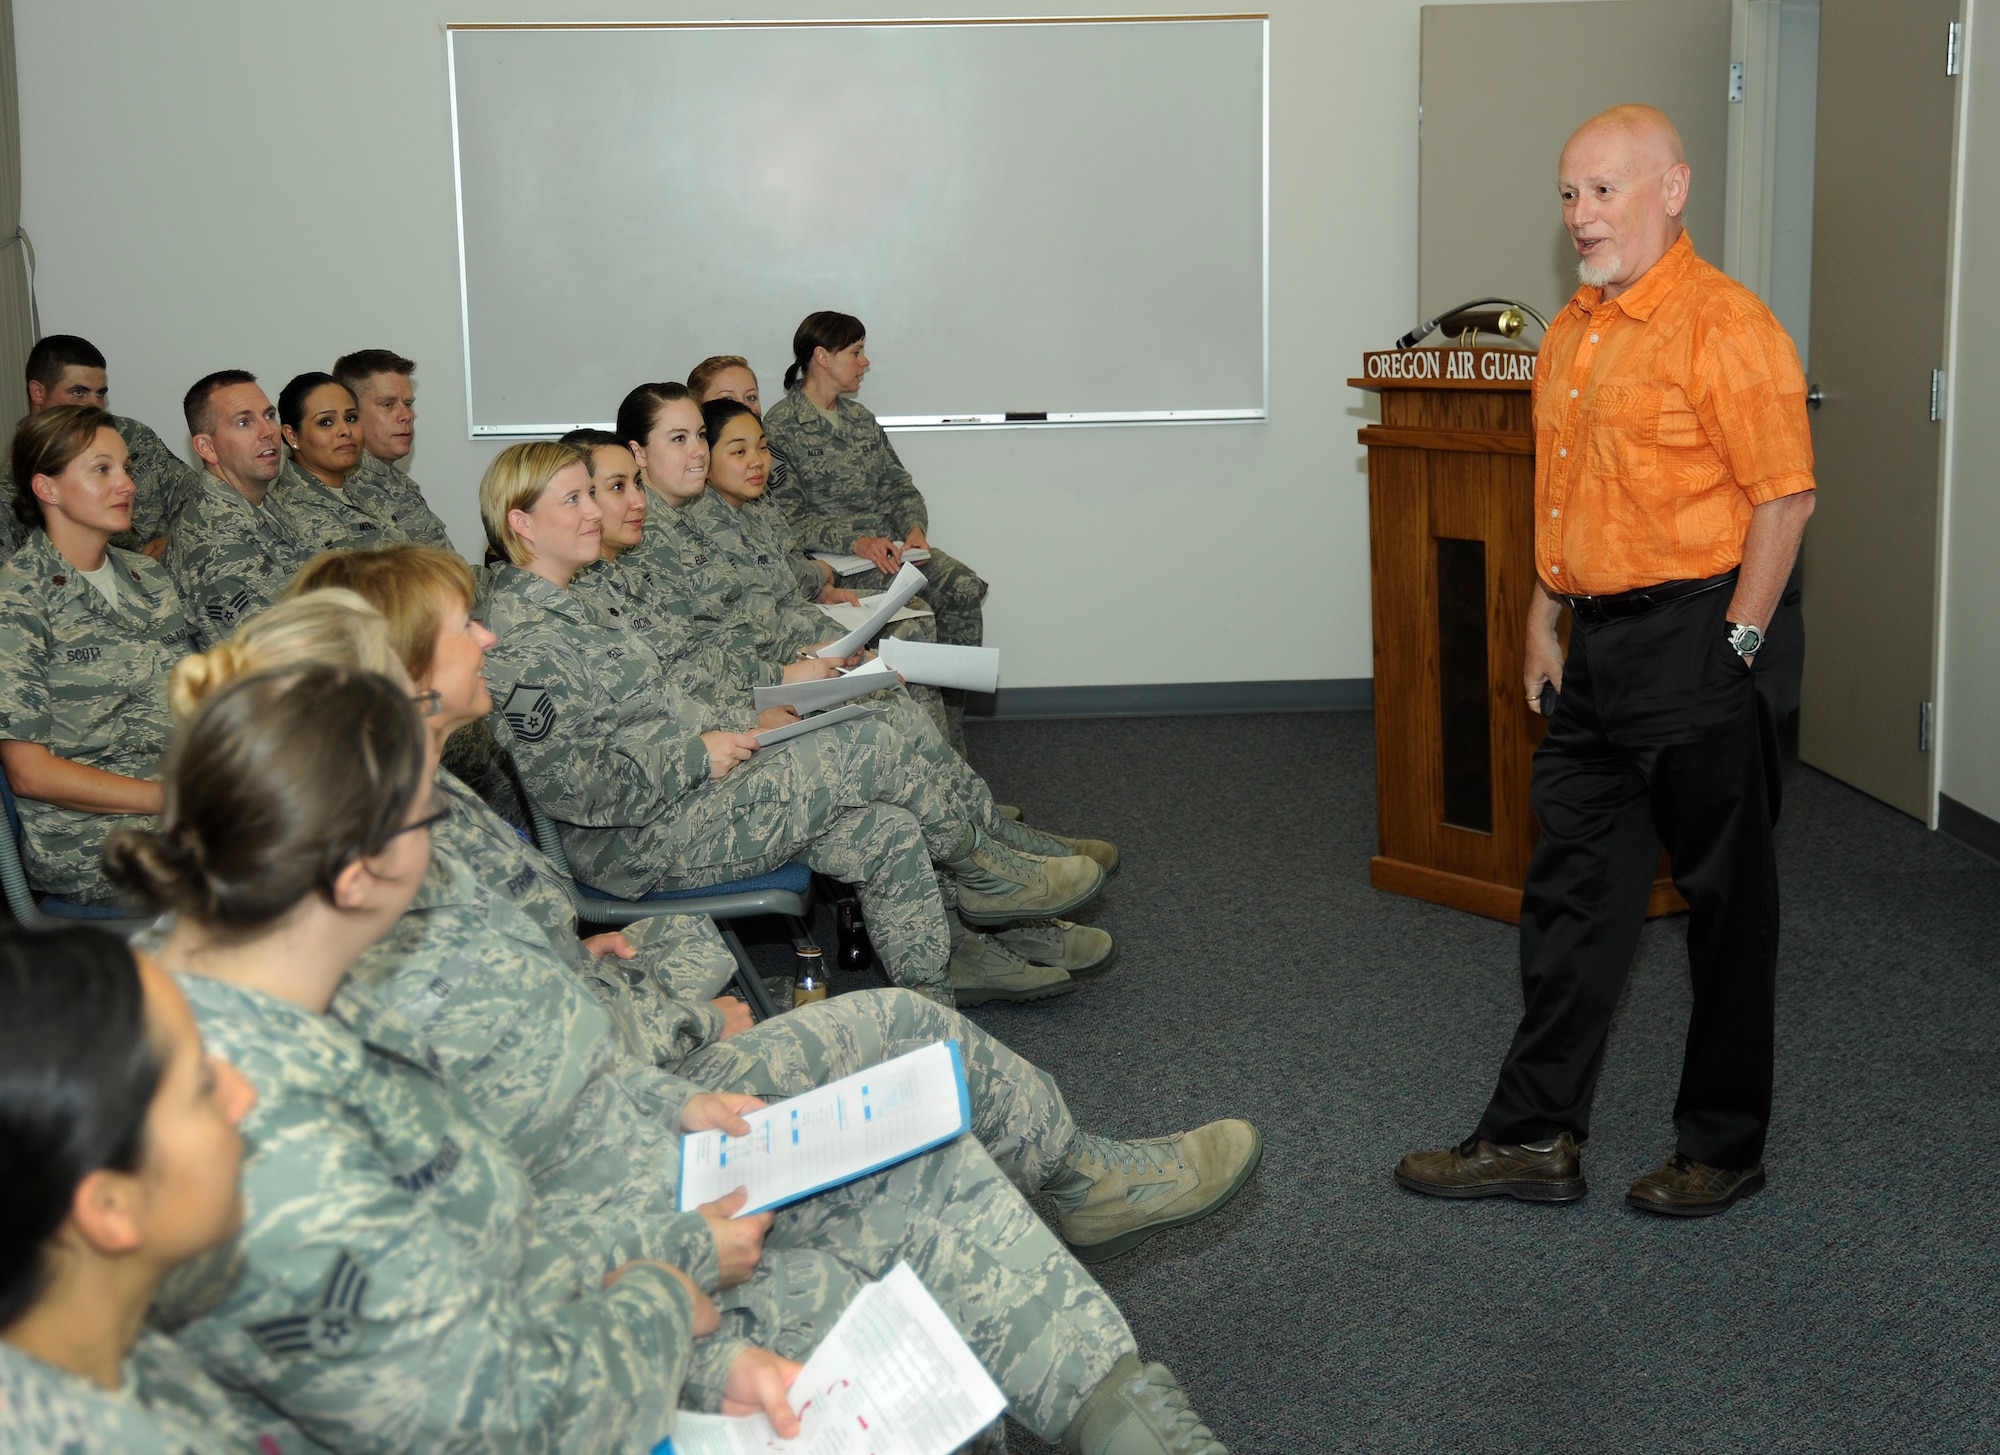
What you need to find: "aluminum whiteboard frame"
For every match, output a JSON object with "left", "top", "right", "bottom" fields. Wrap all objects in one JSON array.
[{"left": 445, "top": 15, "right": 1271, "bottom": 439}]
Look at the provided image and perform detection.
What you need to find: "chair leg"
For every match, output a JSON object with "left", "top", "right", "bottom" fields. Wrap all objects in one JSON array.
[{"left": 718, "top": 923, "right": 782, "bottom": 1022}]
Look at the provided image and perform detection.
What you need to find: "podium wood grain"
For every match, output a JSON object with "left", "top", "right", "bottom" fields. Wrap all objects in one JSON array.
[{"left": 1353, "top": 350, "right": 1682, "bottom": 924}]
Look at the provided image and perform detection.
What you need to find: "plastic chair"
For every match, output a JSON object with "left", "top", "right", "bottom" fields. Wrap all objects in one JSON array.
[
  {"left": 521, "top": 796, "right": 812, "bottom": 1022},
  {"left": 0, "top": 772, "right": 157, "bottom": 936}
]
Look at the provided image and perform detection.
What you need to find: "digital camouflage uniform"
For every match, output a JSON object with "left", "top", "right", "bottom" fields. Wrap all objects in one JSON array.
[
  {"left": 0, "top": 531, "right": 197, "bottom": 903},
  {"left": 0, "top": 413, "right": 204, "bottom": 563},
  {"left": 162, "top": 472, "right": 312, "bottom": 640},
  {"left": 160, "top": 970, "right": 705, "bottom": 1455},
  {"left": 351, "top": 452, "right": 456, "bottom": 551},
  {"left": 666, "top": 486, "right": 956, "bottom": 745},
  {"left": 478, "top": 562, "right": 969, "bottom": 997},
  {"left": 0, "top": 1331, "right": 293, "bottom": 1455},
  {"left": 270, "top": 456, "right": 454, "bottom": 557},
  {"left": 760, "top": 388, "right": 988, "bottom": 653},
  {"left": 431, "top": 763, "right": 1077, "bottom": 1193},
  {"left": 342, "top": 840, "right": 1132, "bottom": 1439}
]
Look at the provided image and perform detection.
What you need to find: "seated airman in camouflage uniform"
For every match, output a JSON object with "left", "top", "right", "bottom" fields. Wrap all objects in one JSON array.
[
  {"left": 163, "top": 371, "right": 312, "bottom": 639},
  {"left": 331, "top": 348, "right": 455, "bottom": 551},
  {"left": 762, "top": 313, "right": 989, "bottom": 750},
  {"left": 0, "top": 926, "right": 287, "bottom": 1455},
  {"left": 0, "top": 334, "right": 204, "bottom": 564},
  {"left": 0, "top": 407, "right": 199, "bottom": 906},
  {"left": 269, "top": 372, "right": 455, "bottom": 555},
  {"left": 239, "top": 554, "right": 1261, "bottom": 1265},
  {"left": 574, "top": 419, "right": 1121, "bottom": 1003},
  {"left": 128, "top": 665, "right": 1236, "bottom": 1455},
  {"left": 474, "top": 442, "right": 1102, "bottom": 1005}
]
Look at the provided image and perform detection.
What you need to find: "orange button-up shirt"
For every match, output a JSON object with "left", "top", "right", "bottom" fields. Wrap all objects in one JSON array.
[{"left": 1533, "top": 231, "right": 1815, "bottom": 596}]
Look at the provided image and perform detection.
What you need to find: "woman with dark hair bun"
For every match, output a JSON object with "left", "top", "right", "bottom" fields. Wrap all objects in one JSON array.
[
  {"left": 0, "top": 925, "right": 272, "bottom": 1453},
  {"left": 762, "top": 312, "right": 990, "bottom": 753},
  {"left": 0, "top": 405, "right": 201, "bottom": 907},
  {"left": 270, "top": 371, "right": 443, "bottom": 554}
]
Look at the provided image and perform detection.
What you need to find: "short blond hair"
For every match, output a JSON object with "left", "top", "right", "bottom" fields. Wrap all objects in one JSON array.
[
  {"left": 291, "top": 545, "right": 478, "bottom": 682},
  {"left": 168, "top": 589, "right": 401, "bottom": 722},
  {"left": 478, "top": 440, "right": 589, "bottom": 568},
  {"left": 687, "top": 355, "right": 752, "bottom": 402}
]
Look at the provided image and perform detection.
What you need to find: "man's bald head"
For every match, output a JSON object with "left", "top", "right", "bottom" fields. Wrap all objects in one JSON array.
[{"left": 1557, "top": 104, "right": 1692, "bottom": 301}]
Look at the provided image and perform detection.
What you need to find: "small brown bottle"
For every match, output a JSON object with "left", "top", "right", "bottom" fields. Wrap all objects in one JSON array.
[{"left": 793, "top": 944, "right": 829, "bottom": 1005}]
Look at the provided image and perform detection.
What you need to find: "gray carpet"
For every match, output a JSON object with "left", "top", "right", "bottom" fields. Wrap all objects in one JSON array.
[{"left": 747, "top": 710, "right": 2000, "bottom": 1453}]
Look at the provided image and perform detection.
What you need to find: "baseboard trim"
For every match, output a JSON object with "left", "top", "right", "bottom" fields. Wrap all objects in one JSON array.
[
  {"left": 967, "top": 678, "right": 1372, "bottom": 720},
  {"left": 1938, "top": 793, "right": 2000, "bottom": 866}
]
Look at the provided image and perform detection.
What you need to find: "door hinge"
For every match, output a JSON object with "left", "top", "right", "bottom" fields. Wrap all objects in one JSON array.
[
  {"left": 1948, "top": 21, "right": 1964, "bottom": 76},
  {"left": 1920, "top": 701, "right": 1935, "bottom": 753},
  {"left": 1728, "top": 60, "right": 1745, "bottom": 102},
  {"left": 1932, "top": 368, "right": 1946, "bottom": 422}
]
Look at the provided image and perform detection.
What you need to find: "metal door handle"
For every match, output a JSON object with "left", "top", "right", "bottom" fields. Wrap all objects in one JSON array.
[{"left": 1806, "top": 385, "right": 1824, "bottom": 410}]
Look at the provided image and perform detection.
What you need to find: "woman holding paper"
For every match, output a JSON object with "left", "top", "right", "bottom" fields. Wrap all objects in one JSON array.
[
  {"left": 105, "top": 662, "right": 803, "bottom": 1452},
  {"left": 762, "top": 312, "right": 990, "bottom": 754},
  {"left": 473, "top": 440, "right": 1103, "bottom": 1001}
]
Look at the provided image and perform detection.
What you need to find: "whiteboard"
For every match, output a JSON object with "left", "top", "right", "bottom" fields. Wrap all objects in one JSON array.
[{"left": 446, "top": 18, "right": 1268, "bottom": 436}]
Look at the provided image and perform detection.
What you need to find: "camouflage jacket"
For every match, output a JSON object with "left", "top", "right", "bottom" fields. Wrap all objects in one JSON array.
[
  {"left": 162, "top": 970, "right": 702, "bottom": 1454},
  {"left": 0, "top": 531, "right": 197, "bottom": 902},
  {"left": 353, "top": 453, "right": 456, "bottom": 551},
  {"left": 162, "top": 472, "right": 312, "bottom": 639},
  {"left": 271, "top": 457, "right": 452, "bottom": 557},
  {"left": 431, "top": 767, "right": 735, "bottom": 1054},
  {"left": 478, "top": 562, "right": 722, "bottom": 887},
  {"left": 678, "top": 488, "right": 831, "bottom": 658},
  {"left": 620, "top": 502, "right": 786, "bottom": 681},
  {"left": 0, "top": 413, "right": 204, "bottom": 563},
  {"left": 760, "top": 389, "right": 928, "bottom": 550},
  {"left": 571, "top": 553, "right": 775, "bottom": 714},
  {"left": 0, "top": 1331, "right": 286, "bottom": 1455}
]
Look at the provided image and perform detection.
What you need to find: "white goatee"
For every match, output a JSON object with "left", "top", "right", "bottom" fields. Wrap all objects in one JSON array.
[{"left": 1577, "top": 253, "right": 1623, "bottom": 287}]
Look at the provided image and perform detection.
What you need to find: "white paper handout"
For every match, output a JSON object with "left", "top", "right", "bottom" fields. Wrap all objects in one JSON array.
[
  {"left": 816, "top": 593, "right": 933, "bottom": 631},
  {"left": 813, "top": 564, "right": 928, "bottom": 659},
  {"left": 752, "top": 672, "right": 890, "bottom": 717},
  {"left": 678, "top": 1041, "right": 972, "bottom": 1215},
  {"left": 750, "top": 702, "right": 879, "bottom": 749},
  {"left": 877, "top": 637, "right": 1001, "bottom": 694},
  {"left": 658, "top": 1263, "right": 1007, "bottom": 1455},
  {"left": 809, "top": 551, "right": 877, "bottom": 577}
]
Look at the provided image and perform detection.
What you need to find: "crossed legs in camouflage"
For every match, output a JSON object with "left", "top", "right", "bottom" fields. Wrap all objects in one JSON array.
[
  {"left": 617, "top": 715, "right": 1103, "bottom": 1002},
  {"left": 701, "top": 1131, "right": 1230, "bottom": 1453},
  {"left": 677, "top": 988, "right": 1263, "bottom": 1265}
]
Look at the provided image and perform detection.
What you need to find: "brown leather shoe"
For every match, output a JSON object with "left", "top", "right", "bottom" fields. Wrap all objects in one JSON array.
[
  {"left": 1625, "top": 1154, "right": 1766, "bottom": 1216},
  {"left": 1393, "top": 1132, "right": 1586, "bottom": 1202}
]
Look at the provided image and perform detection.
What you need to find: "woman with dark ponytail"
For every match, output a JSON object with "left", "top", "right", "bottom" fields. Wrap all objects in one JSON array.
[
  {"left": 0, "top": 926, "right": 274, "bottom": 1453},
  {"left": 761, "top": 312, "right": 990, "bottom": 754}
]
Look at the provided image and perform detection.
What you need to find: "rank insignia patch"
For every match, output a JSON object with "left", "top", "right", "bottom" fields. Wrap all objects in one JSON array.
[{"left": 500, "top": 684, "right": 556, "bottom": 743}]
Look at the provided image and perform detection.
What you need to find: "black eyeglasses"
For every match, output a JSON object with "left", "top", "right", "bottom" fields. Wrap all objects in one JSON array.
[{"left": 388, "top": 808, "right": 450, "bottom": 841}]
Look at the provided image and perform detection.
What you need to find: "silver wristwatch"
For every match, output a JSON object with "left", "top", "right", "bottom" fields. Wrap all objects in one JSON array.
[{"left": 1726, "top": 622, "right": 1765, "bottom": 656}]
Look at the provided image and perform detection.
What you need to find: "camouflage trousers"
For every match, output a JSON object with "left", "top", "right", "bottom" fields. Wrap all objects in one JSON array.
[
  {"left": 615, "top": 715, "right": 974, "bottom": 998},
  {"left": 704, "top": 1132, "right": 1133, "bottom": 1443},
  {"left": 677, "top": 987, "right": 1076, "bottom": 1194}
]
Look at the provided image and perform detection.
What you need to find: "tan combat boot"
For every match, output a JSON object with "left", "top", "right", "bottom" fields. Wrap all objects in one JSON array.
[
  {"left": 949, "top": 931, "right": 1075, "bottom": 1006},
  {"left": 945, "top": 826, "right": 1104, "bottom": 926},
  {"left": 987, "top": 811, "right": 1121, "bottom": 875},
  {"left": 1064, "top": 1355, "right": 1228, "bottom": 1455},
  {"left": 1054, "top": 1121, "right": 1263, "bottom": 1263},
  {"left": 995, "top": 919, "right": 1119, "bottom": 974}
]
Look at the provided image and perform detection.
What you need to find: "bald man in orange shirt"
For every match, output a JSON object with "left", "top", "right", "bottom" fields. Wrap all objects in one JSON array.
[{"left": 1396, "top": 105, "right": 1815, "bottom": 1217}]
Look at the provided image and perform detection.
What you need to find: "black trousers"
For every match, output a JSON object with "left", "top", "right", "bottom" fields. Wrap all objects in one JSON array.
[{"left": 1475, "top": 570, "right": 1803, "bottom": 1170}]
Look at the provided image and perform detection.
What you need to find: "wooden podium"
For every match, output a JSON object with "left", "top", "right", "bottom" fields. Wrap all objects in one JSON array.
[{"left": 1352, "top": 347, "right": 1682, "bottom": 923}]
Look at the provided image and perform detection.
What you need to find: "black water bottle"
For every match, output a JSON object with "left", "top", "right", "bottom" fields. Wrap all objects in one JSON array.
[{"left": 835, "top": 898, "right": 876, "bottom": 972}]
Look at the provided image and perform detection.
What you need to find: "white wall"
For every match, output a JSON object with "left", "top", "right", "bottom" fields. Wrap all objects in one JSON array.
[
  {"left": 1936, "top": 0, "right": 2000, "bottom": 823},
  {"left": 16, "top": 0, "right": 1557, "bottom": 692}
]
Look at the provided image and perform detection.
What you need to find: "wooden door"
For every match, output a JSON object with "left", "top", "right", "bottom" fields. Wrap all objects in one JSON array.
[{"left": 1797, "top": 0, "right": 1961, "bottom": 818}]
